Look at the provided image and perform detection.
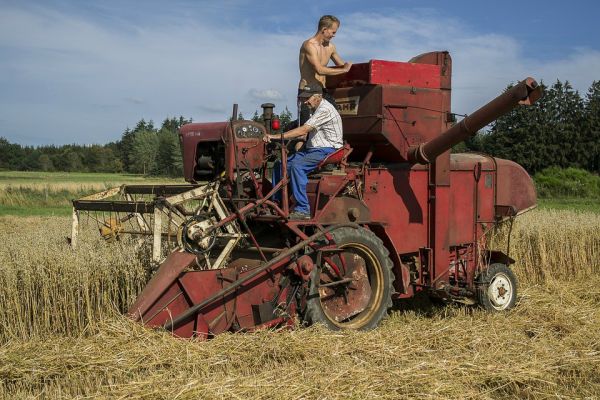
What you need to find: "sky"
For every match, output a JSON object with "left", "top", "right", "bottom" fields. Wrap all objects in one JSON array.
[{"left": 1, "top": 0, "right": 599, "bottom": 146}]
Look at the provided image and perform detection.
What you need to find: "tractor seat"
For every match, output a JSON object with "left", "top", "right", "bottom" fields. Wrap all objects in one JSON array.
[{"left": 315, "top": 143, "right": 353, "bottom": 172}]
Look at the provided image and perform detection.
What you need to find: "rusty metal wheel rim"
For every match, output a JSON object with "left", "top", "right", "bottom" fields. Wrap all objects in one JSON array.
[{"left": 318, "top": 242, "right": 384, "bottom": 329}]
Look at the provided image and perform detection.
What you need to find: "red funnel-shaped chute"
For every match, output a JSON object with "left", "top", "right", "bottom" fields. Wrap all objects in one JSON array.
[{"left": 128, "top": 251, "right": 295, "bottom": 338}]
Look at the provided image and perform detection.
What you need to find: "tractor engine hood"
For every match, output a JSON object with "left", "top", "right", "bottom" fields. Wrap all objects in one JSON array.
[{"left": 179, "top": 122, "right": 228, "bottom": 183}]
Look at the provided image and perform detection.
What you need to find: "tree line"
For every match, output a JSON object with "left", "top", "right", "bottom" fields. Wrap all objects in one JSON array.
[
  {"left": 1, "top": 80, "right": 598, "bottom": 176},
  {"left": 461, "top": 79, "right": 600, "bottom": 174},
  {"left": 0, "top": 117, "right": 190, "bottom": 176},
  {"left": 0, "top": 107, "right": 294, "bottom": 177}
]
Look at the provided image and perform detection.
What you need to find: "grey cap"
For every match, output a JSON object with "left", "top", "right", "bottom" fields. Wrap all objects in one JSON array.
[{"left": 298, "top": 86, "right": 323, "bottom": 98}]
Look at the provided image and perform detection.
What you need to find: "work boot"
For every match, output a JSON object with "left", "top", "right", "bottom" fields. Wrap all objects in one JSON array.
[{"left": 288, "top": 210, "right": 311, "bottom": 220}]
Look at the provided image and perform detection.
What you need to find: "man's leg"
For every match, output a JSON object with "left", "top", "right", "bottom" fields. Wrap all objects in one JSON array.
[
  {"left": 271, "top": 152, "right": 302, "bottom": 203},
  {"left": 271, "top": 159, "right": 282, "bottom": 203},
  {"left": 288, "top": 148, "right": 336, "bottom": 214}
]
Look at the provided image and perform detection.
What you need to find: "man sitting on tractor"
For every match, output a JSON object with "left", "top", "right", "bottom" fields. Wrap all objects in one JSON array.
[{"left": 263, "top": 86, "right": 343, "bottom": 220}]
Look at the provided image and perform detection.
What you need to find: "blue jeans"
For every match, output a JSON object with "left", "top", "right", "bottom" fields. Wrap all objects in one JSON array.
[{"left": 272, "top": 147, "right": 336, "bottom": 214}]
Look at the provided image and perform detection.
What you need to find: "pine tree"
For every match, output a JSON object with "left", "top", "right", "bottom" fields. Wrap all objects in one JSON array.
[
  {"left": 131, "top": 130, "right": 159, "bottom": 175},
  {"left": 545, "top": 80, "right": 585, "bottom": 169},
  {"left": 277, "top": 107, "right": 294, "bottom": 133},
  {"left": 154, "top": 129, "right": 183, "bottom": 176},
  {"left": 482, "top": 82, "right": 550, "bottom": 173},
  {"left": 584, "top": 81, "right": 600, "bottom": 173},
  {"left": 161, "top": 116, "right": 191, "bottom": 134},
  {"left": 0, "top": 137, "right": 25, "bottom": 170},
  {"left": 119, "top": 127, "right": 135, "bottom": 172}
]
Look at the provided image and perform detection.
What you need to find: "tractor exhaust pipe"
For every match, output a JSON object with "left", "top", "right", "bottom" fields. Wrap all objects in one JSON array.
[{"left": 261, "top": 103, "right": 275, "bottom": 135}]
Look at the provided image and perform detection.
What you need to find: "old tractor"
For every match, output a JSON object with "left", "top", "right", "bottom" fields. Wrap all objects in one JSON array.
[{"left": 71, "top": 51, "right": 542, "bottom": 338}]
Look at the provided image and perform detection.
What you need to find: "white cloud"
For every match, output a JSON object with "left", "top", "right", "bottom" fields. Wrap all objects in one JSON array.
[
  {"left": 248, "top": 89, "right": 285, "bottom": 102},
  {"left": 124, "top": 97, "right": 145, "bottom": 105},
  {"left": 0, "top": 5, "right": 598, "bottom": 145},
  {"left": 337, "top": 10, "right": 598, "bottom": 115},
  {"left": 534, "top": 48, "right": 600, "bottom": 93}
]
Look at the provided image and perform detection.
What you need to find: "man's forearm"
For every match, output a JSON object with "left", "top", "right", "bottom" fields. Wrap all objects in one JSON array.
[
  {"left": 315, "top": 65, "right": 347, "bottom": 76},
  {"left": 269, "top": 125, "right": 310, "bottom": 141}
]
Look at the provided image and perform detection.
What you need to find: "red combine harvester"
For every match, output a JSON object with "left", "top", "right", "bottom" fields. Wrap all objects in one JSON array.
[{"left": 71, "top": 51, "right": 542, "bottom": 338}]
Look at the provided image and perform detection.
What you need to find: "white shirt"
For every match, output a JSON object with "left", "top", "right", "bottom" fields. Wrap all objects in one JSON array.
[{"left": 304, "top": 99, "right": 343, "bottom": 149}]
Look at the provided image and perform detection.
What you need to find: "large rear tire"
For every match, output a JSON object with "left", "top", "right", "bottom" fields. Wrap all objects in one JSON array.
[{"left": 303, "top": 227, "right": 394, "bottom": 330}]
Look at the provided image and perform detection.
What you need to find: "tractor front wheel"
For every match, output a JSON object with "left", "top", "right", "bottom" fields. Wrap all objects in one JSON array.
[
  {"left": 477, "top": 263, "right": 518, "bottom": 311},
  {"left": 303, "top": 227, "right": 394, "bottom": 331}
]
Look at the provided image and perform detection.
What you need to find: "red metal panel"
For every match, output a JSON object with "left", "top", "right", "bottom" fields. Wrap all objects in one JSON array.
[
  {"left": 232, "top": 266, "right": 291, "bottom": 330},
  {"left": 448, "top": 170, "right": 475, "bottom": 246},
  {"left": 382, "top": 88, "right": 446, "bottom": 146},
  {"left": 332, "top": 85, "right": 447, "bottom": 163},
  {"left": 326, "top": 60, "right": 441, "bottom": 89},
  {"left": 138, "top": 281, "right": 195, "bottom": 337},
  {"left": 317, "top": 175, "right": 347, "bottom": 196},
  {"left": 409, "top": 51, "right": 452, "bottom": 90},
  {"left": 228, "top": 121, "right": 267, "bottom": 171},
  {"left": 447, "top": 154, "right": 499, "bottom": 245},
  {"left": 306, "top": 174, "right": 348, "bottom": 218},
  {"left": 128, "top": 251, "right": 197, "bottom": 321},
  {"left": 179, "top": 122, "right": 227, "bottom": 182},
  {"left": 363, "top": 167, "right": 428, "bottom": 253},
  {"left": 477, "top": 170, "right": 496, "bottom": 223},
  {"left": 495, "top": 158, "right": 537, "bottom": 214},
  {"left": 232, "top": 137, "right": 265, "bottom": 171},
  {"left": 132, "top": 262, "right": 293, "bottom": 337},
  {"left": 178, "top": 270, "right": 237, "bottom": 335},
  {"left": 314, "top": 196, "right": 371, "bottom": 224},
  {"left": 432, "top": 183, "right": 451, "bottom": 286},
  {"left": 369, "top": 60, "right": 441, "bottom": 88}
]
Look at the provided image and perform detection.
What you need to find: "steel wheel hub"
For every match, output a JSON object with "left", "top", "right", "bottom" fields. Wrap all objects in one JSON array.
[
  {"left": 319, "top": 252, "right": 372, "bottom": 322},
  {"left": 488, "top": 273, "right": 513, "bottom": 310}
]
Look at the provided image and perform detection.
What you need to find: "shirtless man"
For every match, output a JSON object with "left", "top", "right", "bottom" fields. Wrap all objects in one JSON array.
[
  {"left": 296, "top": 15, "right": 351, "bottom": 147},
  {"left": 299, "top": 15, "right": 352, "bottom": 95}
]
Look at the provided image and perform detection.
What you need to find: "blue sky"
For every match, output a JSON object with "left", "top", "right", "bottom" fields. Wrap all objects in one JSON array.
[{"left": 1, "top": 0, "right": 599, "bottom": 145}]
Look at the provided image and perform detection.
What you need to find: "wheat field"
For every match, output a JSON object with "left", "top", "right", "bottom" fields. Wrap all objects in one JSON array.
[{"left": 0, "top": 209, "right": 599, "bottom": 399}]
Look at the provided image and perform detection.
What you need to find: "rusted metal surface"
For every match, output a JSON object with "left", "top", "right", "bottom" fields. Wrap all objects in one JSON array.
[
  {"left": 122, "top": 184, "right": 201, "bottom": 195},
  {"left": 319, "top": 252, "right": 371, "bottom": 322},
  {"left": 179, "top": 122, "right": 228, "bottom": 182},
  {"left": 494, "top": 158, "right": 537, "bottom": 215},
  {"left": 72, "top": 200, "right": 155, "bottom": 213},
  {"left": 313, "top": 197, "right": 371, "bottom": 225},
  {"left": 326, "top": 58, "right": 442, "bottom": 89},
  {"left": 139, "top": 224, "right": 360, "bottom": 335},
  {"left": 128, "top": 251, "right": 197, "bottom": 322}
]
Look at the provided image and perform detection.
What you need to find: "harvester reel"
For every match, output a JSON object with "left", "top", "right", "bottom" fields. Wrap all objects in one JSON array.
[{"left": 99, "top": 218, "right": 124, "bottom": 242}]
